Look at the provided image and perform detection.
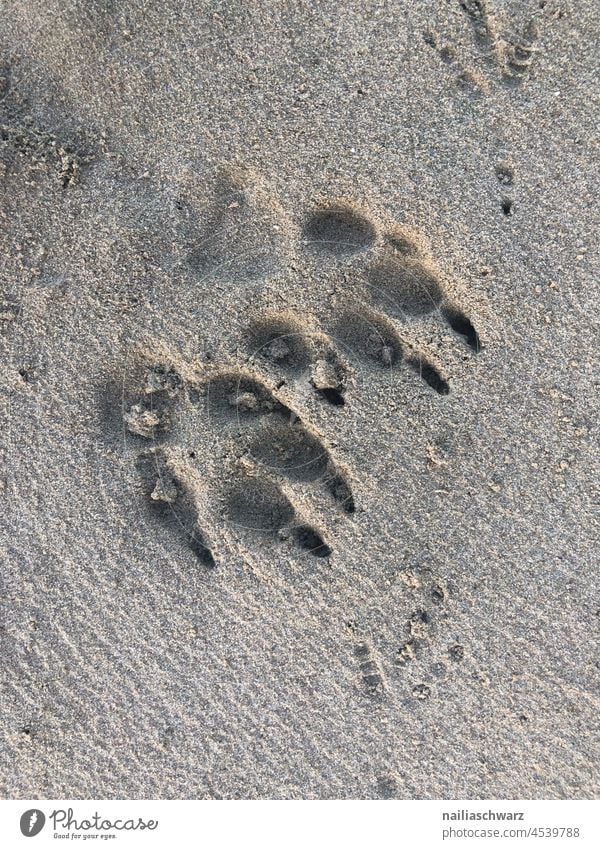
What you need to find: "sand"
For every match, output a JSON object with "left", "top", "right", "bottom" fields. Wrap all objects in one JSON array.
[{"left": 0, "top": 0, "right": 598, "bottom": 799}]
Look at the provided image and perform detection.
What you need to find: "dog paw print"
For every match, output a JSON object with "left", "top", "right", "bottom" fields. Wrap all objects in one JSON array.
[
  {"left": 308, "top": 205, "right": 481, "bottom": 396},
  {"left": 119, "top": 189, "right": 482, "bottom": 566},
  {"left": 121, "top": 360, "right": 352, "bottom": 565}
]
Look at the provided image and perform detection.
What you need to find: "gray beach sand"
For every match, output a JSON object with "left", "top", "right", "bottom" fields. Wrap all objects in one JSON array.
[{"left": 1, "top": 0, "right": 598, "bottom": 798}]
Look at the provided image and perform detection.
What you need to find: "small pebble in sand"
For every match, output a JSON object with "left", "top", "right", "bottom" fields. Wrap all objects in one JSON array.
[
  {"left": 124, "top": 404, "right": 161, "bottom": 438},
  {"left": 311, "top": 358, "right": 341, "bottom": 391},
  {"left": 150, "top": 476, "right": 178, "bottom": 504},
  {"left": 230, "top": 391, "right": 260, "bottom": 411},
  {"left": 396, "top": 640, "right": 416, "bottom": 666}
]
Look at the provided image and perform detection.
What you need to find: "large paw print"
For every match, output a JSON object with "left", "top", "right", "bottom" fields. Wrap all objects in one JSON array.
[
  {"left": 303, "top": 202, "right": 480, "bottom": 396},
  {"left": 120, "top": 188, "right": 482, "bottom": 566}
]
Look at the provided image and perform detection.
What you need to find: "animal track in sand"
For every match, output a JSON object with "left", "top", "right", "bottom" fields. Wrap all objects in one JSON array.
[
  {"left": 123, "top": 364, "right": 348, "bottom": 564},
  {"left": 120, "top": 184, "right": 481, "bottom": 566},
  {"left": 345, "top": 572, "right": 457, "bottom": 705},
  {"left": 186, "top": 166, "right": 290, "bottom": 283},
  {"left": 458, "top": 0, "right": 540, "bottom": 84},
  {"left": 424, "top": 0, "right": 544, "bottom": 95},
  {"left": 302, "top": 202, "right": 377, "bottom": 256},
  {"left": 245, "top": 312, "right": 349, "bottom": 406}
]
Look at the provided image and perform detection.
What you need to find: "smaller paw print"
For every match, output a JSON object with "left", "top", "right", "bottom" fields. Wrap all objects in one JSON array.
[
  {"left": 121, "top": 360, "right": 353, "bottom": 567},
  {"left": 424, "top": 0, "right": 542, "bottom": 94}
]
